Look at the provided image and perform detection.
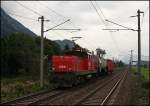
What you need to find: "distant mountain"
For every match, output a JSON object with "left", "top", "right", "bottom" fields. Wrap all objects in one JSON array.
[
  {"left": 54, "top": 39, "right": 75, "bottom": 50},
  {"left": 1, "top": 8, "right": 36, "bottom": 37}
]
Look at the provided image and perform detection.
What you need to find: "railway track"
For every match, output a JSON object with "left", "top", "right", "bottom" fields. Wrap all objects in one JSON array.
[
  {"left": 74, "top": 69, "right": 128, "bottom": 105},
  {"left": 101, "top": 69, "right": 128, "bottom": 105},
  {"left": 38, "top": 69, "right": 126, "bottom": 105},
  {"left": 39, "top": 70, "right": 125, "bottom": 105},
  {"left": 1, "top": 88, "right": 64, "bottom": 105},
  {"left": 1, "top": 69, "right": 127, "bottom": 105}
]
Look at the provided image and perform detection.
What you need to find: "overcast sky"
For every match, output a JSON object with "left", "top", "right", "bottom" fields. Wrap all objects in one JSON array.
[{"left": 1, "top": 1, "right": 149, "bottom": 63}]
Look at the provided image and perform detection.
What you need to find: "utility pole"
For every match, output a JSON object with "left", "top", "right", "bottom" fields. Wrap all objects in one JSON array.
[
  {"left": 38, "top": 16, "right": 50, "bottom": 88},
  {"left": 129, "top": 50, "right": 133, "bottom": 70},
  {"left": 39, "top": 16, "right": 44, "bottom": 88},
  {"left": 131, "top": 50, "right": 133, "bottom": 67},
  {"left": 38, "top": 18, "right": 80, "bottom": 88},
  {"left": 137, "top": 9, "right": 144, "bottom": 76},
  {"left": 103, "top": 9, "right": 144, "bottom": 76}
]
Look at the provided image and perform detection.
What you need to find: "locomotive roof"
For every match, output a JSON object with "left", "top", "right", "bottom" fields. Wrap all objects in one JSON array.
[{"left": 64, "top": 50, "right": 88, "bottom": 57}]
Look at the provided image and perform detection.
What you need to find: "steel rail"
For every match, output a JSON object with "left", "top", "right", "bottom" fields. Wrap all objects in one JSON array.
[
  {"left": 74, "top": 71, "right": 124, "bottom": 105},
  {"left": 100, "top": 70, "right": 128, "bottom": 105},
  {"left": 1, "top": 88, "right": 56, "bottom": 105},
  {"left": 21, "top": 91, "right": 64, "bottom": 105}
]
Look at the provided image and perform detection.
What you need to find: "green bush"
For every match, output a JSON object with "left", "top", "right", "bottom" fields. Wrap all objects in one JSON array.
[{"left": 141, "top": 81, "right": 149, "bottom": 89}]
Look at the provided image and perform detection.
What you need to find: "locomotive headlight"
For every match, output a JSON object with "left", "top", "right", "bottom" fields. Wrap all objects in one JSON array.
[
  {"left": 69, "top": 68, "right": 72, "bottom": 71},
  {"left": 52, "top": 67, "right": 55, "bottom": 70},
  {"left": 59, "top": 65, "right": 66, "bottom": 69}
]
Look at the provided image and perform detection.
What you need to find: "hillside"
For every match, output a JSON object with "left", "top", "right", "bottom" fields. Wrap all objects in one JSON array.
[
  {"left": 1, "top": 8, "right": 36, "bottom": 37},
  {"left": 55, "top": 39, "right": 75, "bottom": 50}
]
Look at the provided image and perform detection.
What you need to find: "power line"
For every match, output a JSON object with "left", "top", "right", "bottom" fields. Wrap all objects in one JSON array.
[
  {"left": 93, "top": 4, "right": 128, "bottom": 56},
  {"left": 20, "top": 0, "right": 66, "bottom": 28},
  {"left": 15, "top": 1, "right": 42, "bottom": 16},
  {"left": 7, "top": 12, "right": 38, "bottom": 21},
  {"left": 44, "top": 22, "right": 72, "bottom": 38},
  {"left": 45, "top": 20, "right": 79, "bottom": 41},
  {"left": 90, "top": 1, "right": 105, "bottom": 25},
  {"left": 33, "top": 8, "right": 81, "bottom": 39},
  {"left": 33, "top": 1, "right": 81, "bottom": 39},
  {"left": 89, "top": 1, "right": 122, "bottom": 56},
  {"left": 25, "top": 2, "right": 57, "bottom": 25},
  {"left": 44, "top": 24, "right": 63, "bottom": 38},
  {"left": 96, "top": 6, "right": 122, "bottom": 54},
  {"left": 12, "top": 1, "right": 66, "bottom": 37},
  {"left": 38, "top": 1, "right": 66, "bottom": 19},
  {"left": 44, "top": 19, "right": 70, "bottom": 32},
  {"left": 105, "top": 19, "right": 136, "bottom": 31},
  {"left": 89, "top": 1, "right": 112, "bottom": 51},
  {"left": 37, "top": 1, "right": 79, "bottom": 30},
  {"left": 94, "top": 1, "right": 106, "bottom": 20},
  {"left": 5, "top": 1, "right": 78, "bottom": 43},
  {"left": 23, "top": 1, "right": 61, "bottom": 26},
  {"left": 36, "top": 1, "right": 63, "bottom": 22}
]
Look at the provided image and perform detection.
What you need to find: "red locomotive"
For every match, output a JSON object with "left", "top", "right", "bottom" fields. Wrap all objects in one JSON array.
[{"left": 48, "top": 47, "right": 114, "bottom": 87}]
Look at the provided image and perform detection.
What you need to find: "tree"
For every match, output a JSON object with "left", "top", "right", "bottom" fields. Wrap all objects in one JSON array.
[
  {"left": 1, "top": 32, "right": 62, "bottom": 77},
  {"left": 64, "top": 44, "right": 69, "bottom": 51},
  {"left": 96, "top": 48, "right": 106, "bottom": 58}
]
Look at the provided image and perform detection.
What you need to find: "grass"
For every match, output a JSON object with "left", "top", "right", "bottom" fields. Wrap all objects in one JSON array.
[
  {"left": 131, "top": 66, "right": 149, "bottom": 79},
  {"left": 141, "top": 67, "right": 149, "bottom": 79},
  {"left": 129, "top": 68, "right": 149, "bottom": 105},
  {"left": 1, "top": 74, "right": 52, "bottom": 102}
]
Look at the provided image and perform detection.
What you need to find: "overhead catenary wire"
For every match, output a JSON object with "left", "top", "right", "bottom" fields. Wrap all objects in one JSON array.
[
  {"left": 33, "top": 1, "right": 78, "bottom": 36},
  {"left": 36, "top": 1, "right": 63, "bottom": 22},
  {"left": 6, "top": 12, "right": 38, "bottom": 21},
  {"left": 14, "top": 1, "right": 82, "bottom": 46},
  {"left": 37, "top": 1, "right": 66, "bottom": 20},
  {"left": 105, "top": 19, "right": 137, "bottom": 31},
  {"left": 44, "top": 19, "right": 71, "bottom": 32},
  {"left": 3, "top": 1, "right": 80, "bottom": 50},
  {"left": 90, "top": 1, "right": 105, "bottom": 25},
  {"left": 43, "top": 24, "right": 63, "bottom": 38},
  {"left": 32, "top": 1, "right": 81, "bottom": 36},
  {"left": 5, "top": 1, "right": 65, "bottom": 39},
  {"left": 87, "top": 1, "right": 109, "bottom": 49},
  {"left": 3, "top": 9, "right": 42, "bottom": 34},
  {"left": 14, "top": 1, "right": 56, "bottom": 28},
  {"left": 15, "top": 1, "right": 42, "bottom": 17},
  {"left": 94, "top": 0, "right": 106, "bottom": 20},
  {"left": 15, "top": 1, "right": 76, "bottom": 39},
  {"left": 89, "top": 1, "right": 122, "bottom": 56},
  {"left": 93, "top": 1, "right": 133, "bottom": 58},
  {"left": 34, "top": 1, "right": 82, "bottom": 42},
  {"left": 44, "top": 20, "right": 78, "bottom": 41},
  {"left": 13, "top": 1, "right": 120, "bottom": 56},
  {"left": 36, "top": 1, "right": 80, "bottom": 29}
]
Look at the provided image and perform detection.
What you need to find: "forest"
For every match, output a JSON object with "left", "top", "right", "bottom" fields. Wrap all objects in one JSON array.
[{"left": 1, "top": 32, "right": 61, "bottom": 77}]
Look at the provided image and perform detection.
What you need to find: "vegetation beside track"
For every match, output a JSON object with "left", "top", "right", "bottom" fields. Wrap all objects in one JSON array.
[
  {"left": 131, "top": 66, "right": 149, "bottom": 79},
  {"left": 129, "top": 67, "right": 149, "bottom": 105},
  {"left": 1, "top": 33, "right": 61, "bottom": 102},
  {"left": 0, "top": 74, "right": 53, "bottom": 102}
]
